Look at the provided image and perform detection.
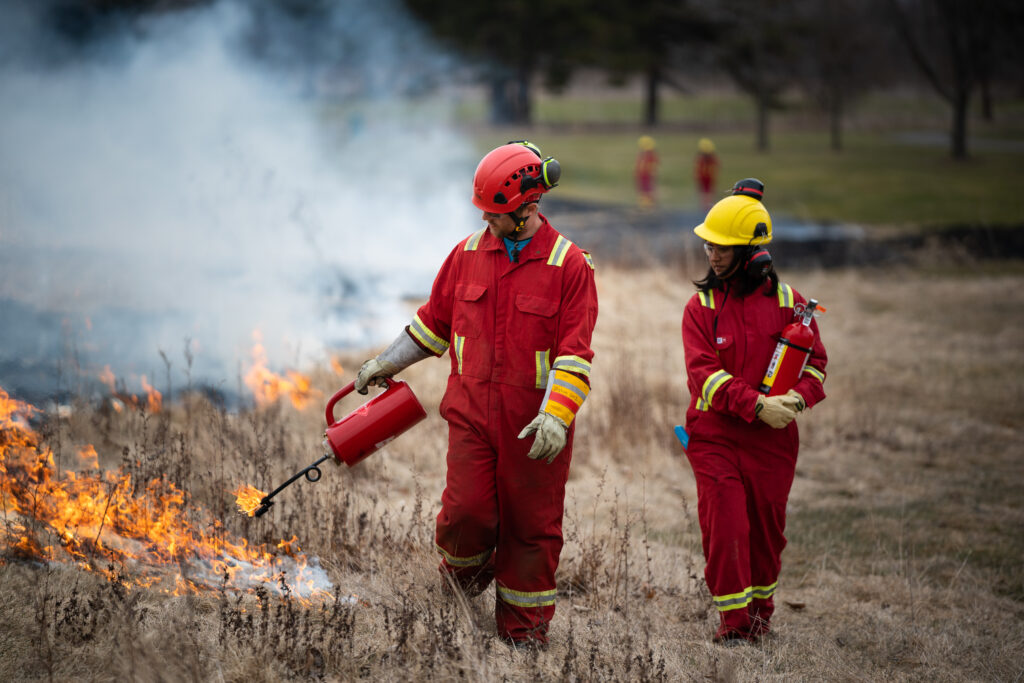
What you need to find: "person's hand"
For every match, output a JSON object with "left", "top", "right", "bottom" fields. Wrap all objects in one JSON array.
[
  {"left": 354, "top": 357, "right": 399, "bottom": 395},
  {"left": 755, "top": 395, "right": 799, "bottom": 429},
  {"left": 517, "top": 412, "right": 568, "bottom": 464},
  {"left": 784, "top": 389, "right": 806, "bottom": 412}
]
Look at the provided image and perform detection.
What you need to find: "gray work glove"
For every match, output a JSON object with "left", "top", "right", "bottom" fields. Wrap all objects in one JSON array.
[
  {"left": 354, "top": 330, "right": 431, "bottom": 394},
  {"left": 517, "top": 412, "right": 568, "bottom": 464},
  {"left": 755, "top": 394, "right": 800, "bottom": 429}
]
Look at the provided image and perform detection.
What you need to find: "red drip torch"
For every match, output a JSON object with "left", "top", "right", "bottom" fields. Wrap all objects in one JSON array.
[{"left": 251, "top": 378, "right": 427, "bottom": 517}]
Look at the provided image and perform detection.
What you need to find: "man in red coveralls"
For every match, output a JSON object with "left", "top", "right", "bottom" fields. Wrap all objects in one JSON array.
[
  {"left": 694, "top": 138, "right": 719, "bottom": 211},
  {"left": 354, "top": 141, "right": 598, "bottom": 648},
  {"left": 635, "top": 135, "right": 659, "bottom": 209},
  {"left": 681, "top": 178, "right": 827, "bottom": 644}
]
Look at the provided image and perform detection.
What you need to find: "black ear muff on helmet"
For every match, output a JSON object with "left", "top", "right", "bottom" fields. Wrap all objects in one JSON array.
[
  {"left": 507, "top": 139, "right": 561, "bottom": 193},
  {"left": 732, "top": 177, "right": 765, "bottom": 200},
  {"left": 745, "top": 248, "right": 772, "bottom": 278},
  {"left": 744, "top": 222, "right": 772, "bottom": 277},
  {"left": 519, "top": 157, "right": 561, "bottom": 193}
]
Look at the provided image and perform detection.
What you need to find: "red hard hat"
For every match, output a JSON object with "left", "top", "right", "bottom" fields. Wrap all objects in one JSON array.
[{"left": 472, "top": 142, "right": 559, "bottom": 213}]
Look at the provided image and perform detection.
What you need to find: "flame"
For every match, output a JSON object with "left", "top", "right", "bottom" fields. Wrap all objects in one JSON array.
[
  {"left": 244, "top": 330, "right": 319, "bottom": 410},
  {"left": 99, "top": 365, "right": 117, "bottom": 393},
  {"left": 0, "top": 387, "right": 333, "bottom": 602},
  {"left": 98, "top": 367, "right": 161, "bottom": 414},
  {"left": 330, "top": 356, "right": 345, "bottom": 376},
  {"left": 140, "top": 375, "right": 162, "bottom": 413},
  {"left": 232, "top": 484, "right": 267, "bottom": 517}
]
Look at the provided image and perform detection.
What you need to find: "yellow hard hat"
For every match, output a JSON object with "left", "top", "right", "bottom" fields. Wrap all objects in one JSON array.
[
  {"left": 698, "top": 138, "right": 715, "bottom": 154},
  {"left": 638, "top": 135, "right": 655, "bottom": 150},
  {"left": 694, "top": 195, "right": 772, "bottom": 246}
]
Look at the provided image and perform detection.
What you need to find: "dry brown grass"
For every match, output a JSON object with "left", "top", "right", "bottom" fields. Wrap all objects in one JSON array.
[{"left": 2, "top": 253, "right": 1023, "bottom": 681}]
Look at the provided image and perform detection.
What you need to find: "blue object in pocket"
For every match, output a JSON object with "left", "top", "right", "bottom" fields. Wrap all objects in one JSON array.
[{"left": 673, "top": 425, "right": 689, "bottom": 451}]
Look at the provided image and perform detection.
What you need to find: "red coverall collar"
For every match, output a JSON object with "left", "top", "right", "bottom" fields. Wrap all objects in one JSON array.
[{"left": 477, "top": 214, "right": 557, "bottom": 262}]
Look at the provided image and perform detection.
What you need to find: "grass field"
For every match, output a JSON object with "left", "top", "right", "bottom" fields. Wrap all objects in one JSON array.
[
  {"left": 455, "top": 88, "right": 1024, "bottom": 229},
  {"left": 2, "top": 252, "right": 1022, "bottom": 681}
]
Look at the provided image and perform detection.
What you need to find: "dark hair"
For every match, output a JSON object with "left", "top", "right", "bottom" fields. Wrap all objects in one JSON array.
[{"left": 694, "top": 245, "right": 779, "bottom": 297}]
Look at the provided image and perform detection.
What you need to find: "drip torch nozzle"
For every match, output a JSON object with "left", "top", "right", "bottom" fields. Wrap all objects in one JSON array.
[{"left": 253, "top": 499, "right": 274, "bottom": 518}]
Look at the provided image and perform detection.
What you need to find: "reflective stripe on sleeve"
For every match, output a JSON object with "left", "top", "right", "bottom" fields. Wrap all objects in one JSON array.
[
  {"left": 713, "top": 587, "right": 753, "bottom": 612},
  {"left": 497, "top": 585, "right": 557, "bottom": 608},
  {"left": 803, "top": 366, "right": 825, "bottom": 383},
  {"left": 552, "top": 355, "right": 591, "bottom": 378},
  {"left": 547, "top": 236, "right": 572, "bottom": 267},
  {"left": 409, "top": 314, "right": 449, "bottom": 356},
  {"left": 698, "top": 290, "right": 715, "bottom": 309},
  {"left": 777, "top": 283, "right": 794, "bottom": 308},
  {"left": 435, "top": 543, "right": 491, "bottom": 568},
  {"left": 701, "top": 370, "right": 732, "bottom": 405},
  {"left": 464, "top": 228, "right": 487, "bottom": 252}
]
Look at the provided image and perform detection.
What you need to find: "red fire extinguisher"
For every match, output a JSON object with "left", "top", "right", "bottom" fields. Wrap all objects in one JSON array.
[{"left": 759, "top": 299, "right": 824, "bottom": 396}]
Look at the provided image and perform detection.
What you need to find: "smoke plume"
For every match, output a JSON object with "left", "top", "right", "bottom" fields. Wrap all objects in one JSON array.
[{"left": 0, "top": 0, "right": 476, "bottom": 403}]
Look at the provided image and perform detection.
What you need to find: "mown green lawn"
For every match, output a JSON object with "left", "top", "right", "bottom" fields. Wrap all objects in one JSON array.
[
  {"left": 465, "top": 91, "right": 1024, "bottom": 230},
  {"left": 472, "top": 127, "right": 1024, "bottom": 229},
  {"left": 323, "top": 89, "right": 1024, "bottom": 230}
]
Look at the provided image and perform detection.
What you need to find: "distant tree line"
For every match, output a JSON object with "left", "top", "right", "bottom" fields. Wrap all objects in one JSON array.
[{"left": 36, "top": 0, "right": 1024, "bottom": 160}]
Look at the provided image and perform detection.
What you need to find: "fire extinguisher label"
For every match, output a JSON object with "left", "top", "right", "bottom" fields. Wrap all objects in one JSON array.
[{"left": 760, "top": 344, "right": 787, "bottom": 393}]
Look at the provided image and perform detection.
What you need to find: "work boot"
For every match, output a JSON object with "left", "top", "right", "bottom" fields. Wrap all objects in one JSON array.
[
  {"left": 713, "top": 630, "right": 754, "bottom": 648},
  {"left": 499, "top": 636, "right": 547, "bottom": 654}
]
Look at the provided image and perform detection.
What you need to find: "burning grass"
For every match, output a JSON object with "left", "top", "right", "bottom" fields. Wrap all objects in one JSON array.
[{"left": 2, "top": 257, "right": 1023, "bottom": 681}]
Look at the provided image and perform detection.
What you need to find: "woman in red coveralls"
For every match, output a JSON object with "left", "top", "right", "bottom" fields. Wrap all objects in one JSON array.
[
  {"left": 353, "top": 141, "right": 598, "bottom": 649},
  {"left": 681, "top": 178, "right": 827, "bottom": 644}
]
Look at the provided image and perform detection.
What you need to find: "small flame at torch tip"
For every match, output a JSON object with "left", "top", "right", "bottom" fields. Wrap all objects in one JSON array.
[{"left": 233, "top": 484, "right": 268, "bottom": 517}]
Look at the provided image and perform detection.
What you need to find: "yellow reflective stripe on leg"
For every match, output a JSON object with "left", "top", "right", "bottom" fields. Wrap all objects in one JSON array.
[
  {"left": 701, "top": 370, "right": 732, "bottom": 405},
  {"left": 535, "top": 349, "right": 551, "bottom": 389},
  {"left": 497, "top": 585, "right": 557, "bottom": 608},
  {"left": 435, "top": 543, "right": 491, "bottom": 568},
  {"left": 410, "top": 314, "right": 449, "bottom": 355},
  {"left": 751, "top": 581, "right": 777, "bottom": 599},
  {"left": 713, "top": 587, "right": 753, "bottom": 611}
]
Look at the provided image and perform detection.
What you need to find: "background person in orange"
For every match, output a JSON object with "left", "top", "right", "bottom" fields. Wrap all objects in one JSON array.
[
  {"left": 353, "top": 141, "right": 598, "bottom": 649},
  {"left": 694, "top": 137, "right": 719, "bottom": 211},
  {"left": 681, "top": 178, "right": 827, "bottom": 645},
  {"left": 635, "top": 135, "right": 659, "bottom": 209}
]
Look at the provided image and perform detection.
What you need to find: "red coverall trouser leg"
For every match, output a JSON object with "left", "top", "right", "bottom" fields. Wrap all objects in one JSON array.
[
  {"left": 435, "top": 380, "right": 573, "bottom": 643},
  {"left": 685, "top": 425, "right": 797, "bottom": 639}
]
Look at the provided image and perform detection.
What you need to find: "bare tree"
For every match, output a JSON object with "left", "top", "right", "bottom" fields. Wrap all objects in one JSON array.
[
  {"left": 714, "top": 1, "right": 801, "bottom": 152},
  {"left": 795, "top": 0, "right": 887, "bottom": 152},
  {"left": 887, "top": 0, "right": 1006, "bottom": 159}
]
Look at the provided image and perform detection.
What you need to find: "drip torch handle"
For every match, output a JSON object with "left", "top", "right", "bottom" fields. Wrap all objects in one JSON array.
[
  {"left": 325, "top": 381, "right": 356, "bottom": 426},
  {"left": 325, "top": 378, "right": 393, "bottom": 426}
]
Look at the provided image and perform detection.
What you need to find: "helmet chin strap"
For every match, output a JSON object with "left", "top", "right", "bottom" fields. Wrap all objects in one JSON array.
[{"left": 508, "top": 206, "right": 528, "bottom": 236}]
